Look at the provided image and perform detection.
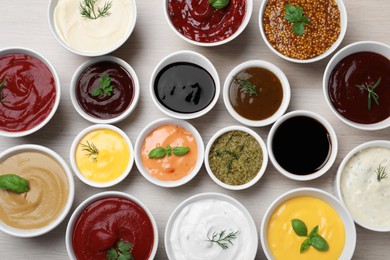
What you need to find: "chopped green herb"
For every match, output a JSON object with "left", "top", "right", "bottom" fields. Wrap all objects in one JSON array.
[
  {"left": 285, "top": 4, "right": 310, "bottom": 35},
  {"left": 107, "top": 241, "right": 134, "bottom": 260},
  {"left": 92, "top": 74, "right": 114, "bottom": 97}
]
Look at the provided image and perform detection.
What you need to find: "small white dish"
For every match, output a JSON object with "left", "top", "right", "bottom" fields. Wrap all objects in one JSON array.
[
  {"left": 69, "top": 124, "right": 134, "bottom": 188},
  {"left": 134, "top": 118, "right": 204, "bottom": 188},
  {"left": 70, "top": 55, "right": 140, "bottom": 124},
  {"left": 150, "top": 50, "right": 220, "bottom": 119},
  {"left": 204, "top": 125, "right": 268, "bottom": 190},
  {"left": 0, "top": 144, "right": 74, "bottom": 237},
  {"left": 223, "top": 60, "right": 290, "bottom": 127}
]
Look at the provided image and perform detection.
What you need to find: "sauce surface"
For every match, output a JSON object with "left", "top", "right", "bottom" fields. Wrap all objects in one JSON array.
[
  {"left": 229, "top": 67, "right": 283, "bottom": 120},
  {"left": 272, "top": 116, "right": 331, "bottom": 175},
  {"left": 75, "top": 129, "right": 130, "bottom": 183},
  {"left": 154, "top": 62, "right": 215, "bottom": 114},
  {"left": 340, "top": 146, "right": 390, "bottom": 227},
  {"left": 0, "top": 53, "right": 56, "bottom": 132},
  {"left": 76, "top": 61, "right": 134, "bottom": 119},
  {"left": 168, "top": 0, "right": 246, "bottom": 43},
  {"left": 0, "top": 152, "right": 69, "bottom": 229},
  {"left": 328, "top": 52, "right": 390, "bottom": 124},
  {"left": 72, "top": 196, "right": 154, "bottom": 260},
  {"left": 169, "top": 198, "right": 255, "bottom": 259},
  {"left": 267, "top": 196, "right": 345, "bottom": 260},
  {"left": 141, "top": 124, "right": 198, "bottom": 181}
]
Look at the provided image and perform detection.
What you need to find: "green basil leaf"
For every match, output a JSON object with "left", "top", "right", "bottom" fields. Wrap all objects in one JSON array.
[
  {"left": 0, "top": 174, "right": 30, "bottom": 193},
  {"left": 173, "top": 146, "right": 190, "bottom": 156},
  {"left": 291, "top": 219, "right": 307, "bottom": 236},
  {"left": 300, "top": 238, "right": 311, "bottom": 254},
  {"left": 148, "top": 147, "right": 166, "bottom": 159},
  {"left": 208, "top": 0, "right": 229, "bottom": 10},
  {"left": 309, "top": 225, "right": 319, "bottom": 237},
  {"left": 166, "top": 145, "right": 172, "bottom": 157},
  {"left": 310, "top": 234, "right": 329, "bottom": 251}
]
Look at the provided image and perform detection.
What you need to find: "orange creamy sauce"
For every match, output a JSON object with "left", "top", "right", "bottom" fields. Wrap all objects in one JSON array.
[{"left": 141, "top": 124, "right": 198, "bottom": 181}]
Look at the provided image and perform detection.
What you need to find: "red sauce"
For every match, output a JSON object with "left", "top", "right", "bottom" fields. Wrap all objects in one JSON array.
[
  {"left": 72, "top": 197, "right": 155, "bottom": 260},
  {"left": 328, "top": 52, "right": 390, "bottom": 124},
  {"left": 168, "top": 0, "right": 246, "bottom": 43},
  {"left": 0, "top": 53, "right": 56, "bottom": 132}
]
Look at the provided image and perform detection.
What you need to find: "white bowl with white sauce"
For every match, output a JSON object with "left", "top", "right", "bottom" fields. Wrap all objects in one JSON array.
[
  {"left": 336, "top": 140, "right": 390, "bottom": 232},
  {"left": 165, "top": 192, "right": 258, "bottom": 260}
]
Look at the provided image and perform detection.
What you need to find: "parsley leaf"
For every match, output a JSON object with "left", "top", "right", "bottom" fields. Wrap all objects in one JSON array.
[
  {"left": 285, "top": 4, "right": 310, "bottom": 35},
  {"left": 92, "top": 74, "right": 114, "bottom": 97},
  {"left": 107, "top": 241, "right": 134, "bottom": 260}
]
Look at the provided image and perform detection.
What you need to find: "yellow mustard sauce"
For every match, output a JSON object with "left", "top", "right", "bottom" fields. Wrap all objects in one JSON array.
[
  {"left": 267, "top": 196, "right": 345, "bottom": 260},
  {"left": 75, "top": 129, "right": 130, "bottom": 182}
]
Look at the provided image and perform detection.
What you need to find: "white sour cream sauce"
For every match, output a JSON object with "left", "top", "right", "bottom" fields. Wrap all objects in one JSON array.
[
  {"left": 54, "top": 0, "right": 133, "bottom": 54},
  {"left": 169, "top": 198, "right": 255, "bottom": 260},
  {"left": 340, "top": 146, "right": 390, "bottom": 227}
]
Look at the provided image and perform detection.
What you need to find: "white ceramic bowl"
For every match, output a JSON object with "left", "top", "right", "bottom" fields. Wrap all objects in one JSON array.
[
  {"left": 70, "top": 56, "right": 140, "bottom": 124},
  {"left": 223, "top": 60, "right": 291, "bottom": 127},
  {"left": 336, "top": 140, "right": 390, "bottom": 232},
  {"left": 267, "top": 110, "right": 338, "bottom": 181},
  {"left": 0, "top": 144, "right": 75, "bottom": 237},
  {"left": 0, "top": 47, "right": 60, "bottom": 137},
  {"left": 164, "top": 0, "right": 253, "bottom": 47},
  {"left": 69, "top": 124, "right": 134, "bottom": 188},
  {"left": 150, "top": 50, "right": 220, "bottom": 119},
  {"left": 48, "top": 0, "right": 137, "bottom": 56},
  {"left": 204, "top": 125, "right": 268, "bottom": 190},
  {"left": 260, "top": 187, "right": 356, "bottom": 259},
  {"left": 259, "top": 0, "right": 347, "bottom": 63},
  {"left": 165, "top": 192, "right": 258, "bottom": 259},
  {"left": 134, "top": 118, "right": 204, "bottom": 188},
  {"left": 65, "top": 191, "right": 158, "bottom": 259},
  {"left": 323, "top": 41, "right": 390, "bottom": 130}
]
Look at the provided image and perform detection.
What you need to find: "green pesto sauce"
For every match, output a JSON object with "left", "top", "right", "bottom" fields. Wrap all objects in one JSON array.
[{"left": 209, "top": 130, "right": 263, "bottom": 186}]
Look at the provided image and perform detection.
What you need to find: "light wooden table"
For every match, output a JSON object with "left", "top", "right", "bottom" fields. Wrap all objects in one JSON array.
[{"left": 1, "top": 0, "right": 389, "bottom": 259}]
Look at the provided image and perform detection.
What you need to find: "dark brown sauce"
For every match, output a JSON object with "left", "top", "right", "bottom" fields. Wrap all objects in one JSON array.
[{"left": 229, "top": 67, "right": 283, "bottom": 120}]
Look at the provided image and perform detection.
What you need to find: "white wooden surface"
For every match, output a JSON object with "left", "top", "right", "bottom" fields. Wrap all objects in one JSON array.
[{"left": 0, "top": 0, "right": 389, "bottom": 259}]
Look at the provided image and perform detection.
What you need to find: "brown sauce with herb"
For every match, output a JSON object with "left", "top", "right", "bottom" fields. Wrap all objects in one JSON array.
[{"left": 229, "top": 67, "right": 283, "bottom": 120}]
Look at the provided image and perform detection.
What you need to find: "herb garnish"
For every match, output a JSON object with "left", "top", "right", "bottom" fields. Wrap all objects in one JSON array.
[
  {"left": 0, "top": 78, "right": 6, "bottom": 102},
  {"left": 148, "top": 145, "right": 189, "bottom": 159},
  {"left": 375, "top": 164, "right": 388, "bottom": 182},
  {"left": 0, "top": 174, "right": 30, "bottom": 194},
  {"left": 355, "top": 77, "right": 381, "bottom": 110},
  {"left": 291, "top": 219, "right": 329, "bottom": 253},
  {"left": 208, "top": 0, "right": 229, "bottom": 10},
  {"left": 285, "top": 4, "right": 310, "bottom": 36},
  {"left": 80, "top": 140, "right": 99, "bottom": 162},
  {"left": 207, "top": 230, "right": 238, "bottom": 250},
  {"left": 80, "top": 0, "right": 112, "bottom": 20},
  {"left": 233, "top": 77, "right": 258, "bottom": 96},
  {"left": 92, "top": 74, "right": 114, "bottom": 97},
  {"left": 107, "top": 241, "right": 134, "bottom": 260}
]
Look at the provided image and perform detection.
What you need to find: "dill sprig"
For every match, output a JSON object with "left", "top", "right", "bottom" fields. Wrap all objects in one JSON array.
[
  {"left": 355, "top": 77, "right": 381, "bottom": 110},
  {"left": 233, "top": 76, "right": 258, "bottom": 96},
  {"left": 80, "top": 140, "right": 99, "bottom": 162},
  {"left": 79, "top": 0, "right": 112, "bottom": 20},
  {"left": 207, "top": 230, "right": 238, "bottom": 250},
  {"left": 376, "top": 164, "right": 388, "bottom": 182}
]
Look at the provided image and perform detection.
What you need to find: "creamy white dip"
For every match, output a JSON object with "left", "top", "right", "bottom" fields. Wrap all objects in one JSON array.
[
  {"left": 340, "top": 146, "right": 390, "bottom": 227},
  {"left": 54, "top": 0, "right": 134, "bottom": 54},
  {"left": 169, "top": 198, "right": 255, "bottom": 260}
]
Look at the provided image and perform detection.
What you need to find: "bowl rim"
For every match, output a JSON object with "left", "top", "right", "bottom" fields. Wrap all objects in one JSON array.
[
  {"left": 0, "top": 47, "right": 61, "bottom": 138},
  {"left": 267, "top": 110, "right": 338, "bottom": 181},
  {"left": 0, "top": 144, "right": 75, "bottom": 237},
  {"left": 336, "top": 140, "right": 390, "bottom": 232},
  {"left": 258, "top": 0, "right": 348, "bottom": 63},
  {"left": 204, "top": 125, "right": 268, "bottom": 190},
  {"left": 163, "top": 0, "right": 253, "bottom": 47},
  {"left": 322, "top": 40, "right": 390, "bottom": 131},
  {"left": 69, "top": 55, "right": 140, "bottom": 124},
  {"left": 149, "top": 50, "right": 220, "bottom": 120},
  {"left": 164, "top": 192, "right": 258, "bottom": 259},
  {"left": 222, "top": 60, "right": 291, "bottom": 127},
  {"left": 134, "top": 118, "right": 204, "bottom": 188},
  {"left": 65, "top": 191, "right": 158, "bottom": 259},
  {"left": 260, "top": 187, "right": 356, "bottom": 259},
  {"left": 69, "top": 124, "right": 134, "bottom": 188},
  {"left": 47, "top": 0, "right": 137, "bottom": 57}
]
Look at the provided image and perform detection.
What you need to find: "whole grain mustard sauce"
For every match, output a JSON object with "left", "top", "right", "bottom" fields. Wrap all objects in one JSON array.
[
  {"left": 0, "top": 152, "right": 69, "bottom": 229},
  {"left": 75, "top": 129, "right": 130, "bottom": 182},
  {"left": 267, "top": 196, "right": 345, "bottom": 260}
]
